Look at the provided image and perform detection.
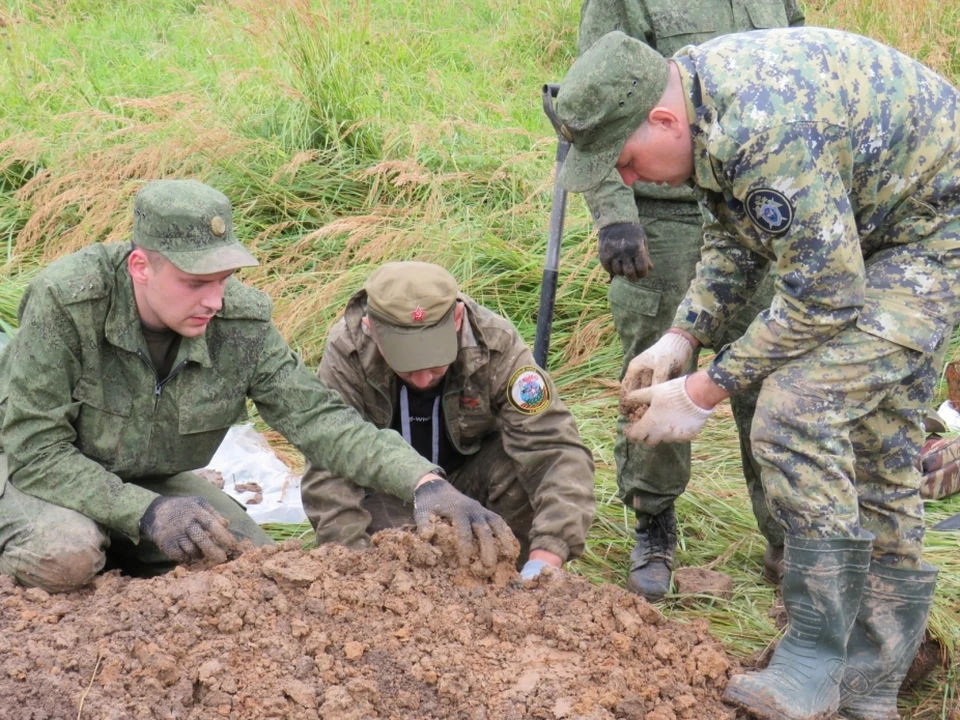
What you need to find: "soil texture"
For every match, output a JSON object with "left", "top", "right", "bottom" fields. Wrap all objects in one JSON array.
[{"left": 0, "top": 530, "right": 741, "bottom": 719}]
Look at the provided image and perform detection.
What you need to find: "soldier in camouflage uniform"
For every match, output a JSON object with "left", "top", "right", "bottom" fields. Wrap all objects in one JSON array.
[
  {"left": 576, "top": 0, "right": 804, "bottom": 601},
  {"left": 555, "top": 29, "right": 959, "bottom": 720},
  {"left": 301, "top": 262, "right": 596, "bottom": 580},
  {"left": 0, "top": 180, "right": 515, "bottom": 593}
]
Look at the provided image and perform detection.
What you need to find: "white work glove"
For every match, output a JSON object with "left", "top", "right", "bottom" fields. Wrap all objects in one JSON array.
[
  {"left": 620, "top": 333, "right": 694, "bottom": 412},
  {"left": 623, "top": 375, "right": 714, "bottom": 446},
  {"left": 520, "top": 559, "right": 552, "bottom": 581}
]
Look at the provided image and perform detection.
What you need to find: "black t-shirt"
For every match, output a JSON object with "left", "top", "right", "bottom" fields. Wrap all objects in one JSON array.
[
  {"left": 391, "top": 381, "right": 466, "bottom": 476},
  {"left": 141, "top": 323, "right": 182, "bottom": 380}
]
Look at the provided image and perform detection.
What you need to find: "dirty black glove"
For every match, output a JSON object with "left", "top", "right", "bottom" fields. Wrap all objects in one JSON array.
[
  {"left": 139, "top": 496, "right": 238, "bottom": 565},
  {"left": 598, "top": 222, "right": 653, "bottom": 281},
  {"left": 413, "top": 479, "right": 517, "bottom": 567}
]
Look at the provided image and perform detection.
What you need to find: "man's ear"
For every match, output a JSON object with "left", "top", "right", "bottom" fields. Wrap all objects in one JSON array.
[
  {"left": 648, "top": 106, "right": 683, "bottom": 135},
  {"left": 128, "top": 249, "right": 150, "bottom": 285},
  {"left": 454, "top": 301, "right": 465, "bottom": 332}
]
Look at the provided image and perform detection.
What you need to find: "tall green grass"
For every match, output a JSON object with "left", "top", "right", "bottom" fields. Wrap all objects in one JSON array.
[{"left": 2, "top": 0, "right": 959, "bottom": 716}]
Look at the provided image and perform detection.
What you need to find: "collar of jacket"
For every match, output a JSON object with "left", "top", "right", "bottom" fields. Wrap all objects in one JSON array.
[
  {"left": 103, "top": 251, "right": 213, "bottom": 368},
  {"left": 342, "top": 289, "right": 490, "bottom": 396},
  {"left": 674, "top": 54, "right": 736, "bottom": 195}
]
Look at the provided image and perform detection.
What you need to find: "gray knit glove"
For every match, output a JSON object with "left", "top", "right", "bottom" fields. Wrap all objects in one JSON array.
[
  {"left": 414, "top": 479, "right": 516, "bottom": 567},
  {"left": 139, "top": 496, "right": 238, "bottom": 564}
]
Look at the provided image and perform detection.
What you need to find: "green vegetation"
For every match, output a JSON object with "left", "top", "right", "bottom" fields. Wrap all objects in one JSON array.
[{"left": 2, "top": 0, "right": 958, "bottom": 715}]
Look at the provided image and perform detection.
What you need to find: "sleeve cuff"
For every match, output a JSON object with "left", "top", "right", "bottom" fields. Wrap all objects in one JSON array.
[{"left": 120, "top": 484, "right": 162, "bottom": 543}]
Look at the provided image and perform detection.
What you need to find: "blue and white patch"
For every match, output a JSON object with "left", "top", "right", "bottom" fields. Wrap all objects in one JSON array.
[
  {"left": 745, "top": 188, "right": 794, "bottom": 235},
  {"left": 507, "top": 366, "right": 551, "bottom": 415}
]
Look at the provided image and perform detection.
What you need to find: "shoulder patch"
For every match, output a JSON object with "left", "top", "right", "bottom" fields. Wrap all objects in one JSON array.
[
  {"left": 507, "top": 366, "right": 551, "bottom": 415},
  {"left": 745, "top": 188, "right": 794, "bottom": 235}
]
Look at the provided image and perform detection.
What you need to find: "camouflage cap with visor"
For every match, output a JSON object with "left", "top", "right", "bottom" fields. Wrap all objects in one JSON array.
[
  {"left": 133, "top": 179, "right": 259, "bottom": 274},
  {"left": 365, "top": 261, "right": 460, "bottom": 373},
  {"left": 556, "top": 31, "right": 670, "bottom": 193}
]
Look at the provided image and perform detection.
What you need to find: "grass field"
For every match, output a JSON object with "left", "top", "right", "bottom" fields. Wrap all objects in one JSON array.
[{"left": 2, "top": 0, "right": 960, "bottom": 716}]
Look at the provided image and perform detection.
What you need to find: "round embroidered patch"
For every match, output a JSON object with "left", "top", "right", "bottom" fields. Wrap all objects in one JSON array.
[
  {"left": 745, "top": 188, "right": 794, "bottom": 235},
  {"left": 507, "top": 366, "right": 551, "bottom": 415}
]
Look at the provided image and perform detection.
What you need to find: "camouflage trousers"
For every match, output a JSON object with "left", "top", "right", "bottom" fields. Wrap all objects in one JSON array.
[
  {"left": 0, "top": 455, "right": 272, "bottom": 593},
  {"left": 610, "top": 201, "right": 783, "bottom": 546},
  {"left": 752, "top": 223, "right": 960, "bottom": 568},
  {"left": 307, "top": 433, "right": 534, "bottom": 565}
]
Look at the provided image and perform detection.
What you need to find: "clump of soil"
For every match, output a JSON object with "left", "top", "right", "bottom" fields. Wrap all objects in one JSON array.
[
  {"left": 619, "top": 368, "right": 653, "bottom": 423},
  {"left": 673, "top": 568, "right": 734, "bottom": 601},
  {"left": 0, "top": 531, "right": 740, "bottom": 719}
]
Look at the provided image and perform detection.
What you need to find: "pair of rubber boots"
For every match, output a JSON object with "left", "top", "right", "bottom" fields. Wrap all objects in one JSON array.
[
  {"left": 626, "top": 505, "right": 784, "bottom": 601},
  {"left": 723, "top": 535, "right": 938, "bottom": 720}
]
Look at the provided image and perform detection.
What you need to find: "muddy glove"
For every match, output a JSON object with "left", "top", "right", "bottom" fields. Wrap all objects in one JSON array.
[
  {"left": 624, "top": 375, "right": 714, "bottom": 446},
  {"left": 520, "top": 559, "right": 551, "bottom": 581},
  {"left": 598, "top": 222, "right": 653, "bottom": 281},
  {"left": 413, "top": 479, "right": 516, "bottom": 567},
  {"left": 139, "top": 496, "right": 238, "bottom": 565},
  {"left": 620, "top": 332, "right": 694, "bottom": 418}
]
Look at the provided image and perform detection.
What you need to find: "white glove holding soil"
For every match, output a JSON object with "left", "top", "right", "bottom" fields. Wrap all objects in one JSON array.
[
  {"left": 623, "top": 375, "right": 714, "bottom": 445},
  {"left": 620, "top": 333, "right": 694, "bottom": 419}
]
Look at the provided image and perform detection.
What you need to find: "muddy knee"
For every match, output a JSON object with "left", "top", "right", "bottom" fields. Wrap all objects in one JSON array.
[{"left": 1, "top": 523, "right": 107, "bottom": 594}]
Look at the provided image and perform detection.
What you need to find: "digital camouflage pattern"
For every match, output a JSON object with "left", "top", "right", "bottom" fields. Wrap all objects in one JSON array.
[
  {"left": 575, "top": 0, "right": 799, "bottom": 543},
  {"left": 0, "top": 243, "right": 438, "bottom": 542},
  {"left": 669, "top": 28, "right": 960, "bottom": 389},
  {"left": 133, "top": 179, "right": 258, "bottom": 274},
  {"left": 300, "top": 289, "right": 596, "bottom": 562},
  {"left": 664, "top": 28, "right": 960, "bottom": 565}
]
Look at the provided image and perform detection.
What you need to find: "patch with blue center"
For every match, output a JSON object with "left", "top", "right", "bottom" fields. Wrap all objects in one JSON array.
[
  {"left": 507, "top": 366, "right": 551, "bottom": 415},
  {"left": 745, "top": 188, "right": 793, "bottom": 235}
]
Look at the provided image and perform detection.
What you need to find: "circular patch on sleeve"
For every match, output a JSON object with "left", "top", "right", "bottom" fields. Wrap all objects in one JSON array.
[
  {"left": 507, "top": 366, "right": 551, "bottom": 415},
  {"left": 745, "top": 188, "right": 794, "bottom": 235}
]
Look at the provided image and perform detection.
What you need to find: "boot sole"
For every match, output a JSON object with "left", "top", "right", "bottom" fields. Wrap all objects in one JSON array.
[{"left": 723, "top": 684, "right": 838, "bottom": 720}]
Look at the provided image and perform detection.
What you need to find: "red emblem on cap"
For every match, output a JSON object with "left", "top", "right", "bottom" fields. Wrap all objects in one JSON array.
[{"left": 411, "top": 306, "right": 426, "bottom": 322}]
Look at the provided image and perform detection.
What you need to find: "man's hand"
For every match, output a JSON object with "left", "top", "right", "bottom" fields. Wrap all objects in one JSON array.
[
  {"left": 620, "top": 332, "right": 695, "bottom": 418},
  {"left": 520, "top": 550, "right": 563, "bottom": 581},
  {"left": 623, "top": 375, "right": 715, "bottom": 445},
  {"left": 139, "top": 496, "right": 238, "bottom": 564},
  {"left": 598, "top": 222, "right": 653, "bottom": 281},
  {"left": 413, "top": 478, "right": 517, "bottom": 567}
]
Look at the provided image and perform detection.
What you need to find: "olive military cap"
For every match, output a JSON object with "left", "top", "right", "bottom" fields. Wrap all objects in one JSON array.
[
  {"left": 132, "top": 179, "right": 259, "bottom": 274},
  {"left": 365, "top": 261, "right": 460, "bottom": 373},
  {"left": 556, "top": 31, "right": 670, "bottom": 193}
]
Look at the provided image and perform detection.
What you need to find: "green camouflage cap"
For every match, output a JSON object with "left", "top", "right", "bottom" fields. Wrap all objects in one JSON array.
[
  {"left": 556, "top": 31, "right": 669, "bottom": 193},
  {"left": 132, "top": 179, "right": 259, "bottom": 274},
  {"left": 365, "top": 261, "right": 459, "bottom": 373}
]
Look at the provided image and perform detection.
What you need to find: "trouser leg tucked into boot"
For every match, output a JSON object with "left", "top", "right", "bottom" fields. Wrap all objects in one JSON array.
[
  {"left": 723, "top": 535, "right": 872, "bottom": 720},
  {"left": 626, "top": 504, "right": 676, "bottom": 602},
  {"left": 839, "top": 561, "right": 938, "bottom": 720}
]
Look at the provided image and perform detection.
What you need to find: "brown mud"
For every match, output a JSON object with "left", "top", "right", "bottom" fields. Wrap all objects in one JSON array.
[{"left": 0, "top": 530, "right": 741, "bottom": 719}]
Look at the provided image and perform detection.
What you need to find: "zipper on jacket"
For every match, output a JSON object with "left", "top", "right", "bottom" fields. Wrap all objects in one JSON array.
[{"left": 137, "top": 349, "right": 188, "bottom": 411}]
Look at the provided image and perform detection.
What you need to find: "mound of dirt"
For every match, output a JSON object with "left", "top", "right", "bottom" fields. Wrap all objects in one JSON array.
[{"left": 0, "top": 531, "right": 740, "bottom": 719}]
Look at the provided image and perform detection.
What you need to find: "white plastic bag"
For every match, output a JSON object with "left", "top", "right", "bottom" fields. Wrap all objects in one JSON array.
[
  {"left": 200, "top": 424, "right": 306, "bottom": 524},
  {"left": 937, "top": 400, "right": 960, "bottom": 433}
]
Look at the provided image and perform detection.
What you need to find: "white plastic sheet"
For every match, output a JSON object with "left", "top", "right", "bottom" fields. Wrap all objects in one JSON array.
[
  {"left": 937, "top": 400, "right": 960, "bottom": 433},
  {"left": 200, "top": 424, "right": 306, "bottom": 524}
]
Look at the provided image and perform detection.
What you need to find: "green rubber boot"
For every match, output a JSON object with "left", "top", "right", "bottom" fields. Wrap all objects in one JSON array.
[
  {"left": 839, "top": 561, "right": 939, "bottom": 720},
  {"left": 723, "top": 535, "right": 873, "bottom": 720}
]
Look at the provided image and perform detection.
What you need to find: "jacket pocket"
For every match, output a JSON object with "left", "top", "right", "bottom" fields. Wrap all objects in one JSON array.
[
  {"left": 609, "top": 280, "right": 662, "bottom": 318},
  {"left": 72, "top": 378, "right": 131, "bottom": 467},
  {"left": 856, "top": 300, "right": 950, "bottom": 354},
  {"left": 746, "top": 0, "right": 790, "bottom": 28}
]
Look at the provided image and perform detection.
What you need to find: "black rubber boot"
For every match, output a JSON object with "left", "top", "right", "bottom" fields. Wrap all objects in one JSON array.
[
  {"left": 762, "top": 543, "right": 784, "bottom": 586},
  {"left": 626, "top": 505, "right": 676, "bottom": 602},
  {"left": 840, "top": 561, "right": 939, "bottom": 720},
  {"left": 723, "top": 535, "right": 872, "bottom": 720}
]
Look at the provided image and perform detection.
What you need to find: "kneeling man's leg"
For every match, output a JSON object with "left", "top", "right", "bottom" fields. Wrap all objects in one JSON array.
[{"left": 0, "top": 457, "right": 108, "bottom": 593}]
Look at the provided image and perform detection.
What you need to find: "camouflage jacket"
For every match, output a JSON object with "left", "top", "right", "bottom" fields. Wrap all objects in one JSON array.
[
  {"left": 301, "top": 290, "right": 596, "bottom": 561},
  {"left": 0, "top": 244, "right": 437, "bottom": 540},
  {"left": 577, "top": 0, "right": 804, "bottom": 227},
  {"left": 669, "top": 28, "right": 960, "bottom": 392}
]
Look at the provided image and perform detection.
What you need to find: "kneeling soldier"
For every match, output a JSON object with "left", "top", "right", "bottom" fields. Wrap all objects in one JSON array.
[{"left": 301, "top": 261, "right": 596, "bottom": 580}]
